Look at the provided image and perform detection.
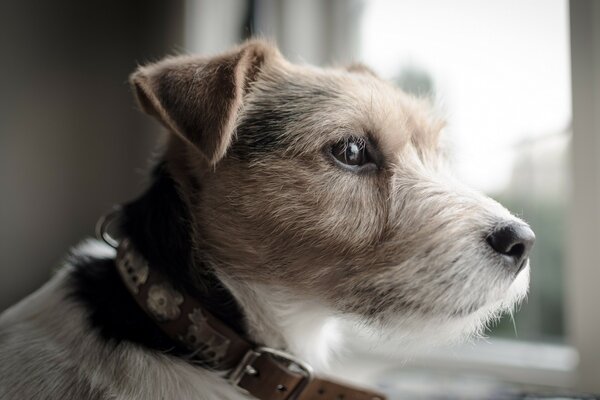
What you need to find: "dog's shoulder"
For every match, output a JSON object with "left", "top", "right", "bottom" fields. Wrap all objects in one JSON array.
[
  {"left": 0, "top": 245, "right": 112, "bottom": 400},
  {"left": 0, "top": 241, "right": 247, "bottom": 400}
]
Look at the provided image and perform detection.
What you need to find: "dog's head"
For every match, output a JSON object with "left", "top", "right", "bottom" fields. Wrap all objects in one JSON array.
[{"left": 131, "top": 40, "right": 533, "bottom": 351}]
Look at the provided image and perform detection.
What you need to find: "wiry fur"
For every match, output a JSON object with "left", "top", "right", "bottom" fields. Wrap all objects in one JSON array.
[{"left": 0, "top": 39, "right": 531, "bottom": 399}]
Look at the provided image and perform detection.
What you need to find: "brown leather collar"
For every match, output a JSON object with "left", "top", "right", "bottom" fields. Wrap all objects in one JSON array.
[{"left": 115, "top": 238, "right": 386, "bottom": 400}]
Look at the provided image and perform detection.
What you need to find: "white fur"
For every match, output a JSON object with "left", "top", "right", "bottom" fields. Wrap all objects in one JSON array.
[{"left": 219, "top": 279, "right": 343, "bottom": 372}]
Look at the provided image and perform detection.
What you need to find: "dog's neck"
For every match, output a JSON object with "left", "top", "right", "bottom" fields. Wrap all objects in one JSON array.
[
  {"left": 118, "top": 163, "right": 341, "bottom": 372},
  {"left": 220, "top": 278, "right": 342, "bottom": 371}
]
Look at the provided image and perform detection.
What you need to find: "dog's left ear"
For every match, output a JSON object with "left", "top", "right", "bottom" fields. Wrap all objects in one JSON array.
[{"left": 130, "top": 40, "right": 277, "bottom": 165}]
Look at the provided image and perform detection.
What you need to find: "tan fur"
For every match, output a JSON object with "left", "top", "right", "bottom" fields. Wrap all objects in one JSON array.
[{"left": 132, "top": 39, "right": 529, "bottom": 343}]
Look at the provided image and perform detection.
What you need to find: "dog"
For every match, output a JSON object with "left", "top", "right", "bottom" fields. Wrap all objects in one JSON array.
[{"left": 0, "top": 39, "right": 534, "bottom": 400}]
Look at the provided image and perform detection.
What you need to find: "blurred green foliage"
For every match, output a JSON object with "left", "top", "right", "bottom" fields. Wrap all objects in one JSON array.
[{"left": 490, "top": 194, "right": 565, "bottom": 342}]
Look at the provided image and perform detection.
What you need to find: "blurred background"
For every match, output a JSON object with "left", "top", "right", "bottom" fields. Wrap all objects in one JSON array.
[{"left": 0, "top": 0, "right": 598, "bottom": 398}]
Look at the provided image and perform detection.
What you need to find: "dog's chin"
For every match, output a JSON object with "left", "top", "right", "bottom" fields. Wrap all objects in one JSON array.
[{"left": 344, "top": 263, "right": 530, "bottom": 359}]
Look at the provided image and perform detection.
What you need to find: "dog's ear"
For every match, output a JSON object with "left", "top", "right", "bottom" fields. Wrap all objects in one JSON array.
[
  {"left": 130, "top": 40, "right": 277, "bottom": 165},
  {"left": 345, "top": 62, "right": 378, "bottom": 77}
]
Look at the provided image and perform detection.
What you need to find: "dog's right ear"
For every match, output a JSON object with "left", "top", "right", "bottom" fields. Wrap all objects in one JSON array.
[
  {"left": 345, "top": 62, "right": 378, "bottom": 77},
  {"left": 130, "top": 40, "right": 277, "bottom": 166}
]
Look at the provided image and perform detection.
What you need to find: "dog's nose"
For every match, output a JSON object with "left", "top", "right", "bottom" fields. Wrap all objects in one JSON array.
[{"left": 486, "top": 223, "right": 535, "bottom": 271}]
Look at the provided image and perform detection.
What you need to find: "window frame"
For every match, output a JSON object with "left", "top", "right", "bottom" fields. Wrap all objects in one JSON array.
[{"left": 567, "top": 0, "right": 600, "bottom": 392}]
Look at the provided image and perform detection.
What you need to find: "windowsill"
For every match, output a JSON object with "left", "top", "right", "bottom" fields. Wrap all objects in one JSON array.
[{"left": 334, "top": 338, "right": 578, "bottom": 394}]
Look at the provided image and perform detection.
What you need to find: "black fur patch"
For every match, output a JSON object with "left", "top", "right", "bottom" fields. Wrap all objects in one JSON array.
[
  {"left": 120, "top": 163, "right": 196, "bottom": 293},
  {"left": 69, "top": 254, "right": 191, "bottom": 356},
  {"left": 232, "top": 81, "right": 338, "bottom": 158},
  {"left": 69, "top": 163, "right": 247, "bottom": 360}
]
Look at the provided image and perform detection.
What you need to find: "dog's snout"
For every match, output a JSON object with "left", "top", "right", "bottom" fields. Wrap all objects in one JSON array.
[{"left": 486, "top": 223, "right": 535, "bottom": 271}]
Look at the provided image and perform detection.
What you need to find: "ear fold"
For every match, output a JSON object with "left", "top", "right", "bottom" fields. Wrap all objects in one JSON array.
[{"left": 130, "top": 40, "right": 277, "bottom": 165}]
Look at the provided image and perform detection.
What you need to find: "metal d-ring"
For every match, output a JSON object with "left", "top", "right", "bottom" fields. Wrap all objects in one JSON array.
[{"left": 95, "top": 206, "right": 123, "bottom": 248}]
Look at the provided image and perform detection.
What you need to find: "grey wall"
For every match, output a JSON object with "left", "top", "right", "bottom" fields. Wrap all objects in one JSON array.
[{"left": 0, "top": 1, "right": 184, "bottom": 311}]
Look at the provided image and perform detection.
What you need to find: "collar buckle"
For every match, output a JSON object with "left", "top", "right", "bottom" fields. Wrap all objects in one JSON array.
[{"left": 229, "top": 347, "right": 314, "bottom": 399}]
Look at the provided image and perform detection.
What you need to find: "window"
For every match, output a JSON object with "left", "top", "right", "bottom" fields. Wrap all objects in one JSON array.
[{"left": 360, "top": 0, "right": 571, "bottom": 343}]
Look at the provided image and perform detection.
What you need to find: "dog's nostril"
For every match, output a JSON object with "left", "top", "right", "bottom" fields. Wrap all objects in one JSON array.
[
  {"left": 486, "top": 223, "right": 535, "bottom": 269},
  {"left": 506, "top": 242, "right": 525, "bottom": 259}
]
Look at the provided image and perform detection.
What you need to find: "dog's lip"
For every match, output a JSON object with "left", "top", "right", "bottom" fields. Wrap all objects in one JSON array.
[{"left": 515, "top": 258, "right": 528, "bottom": 275}]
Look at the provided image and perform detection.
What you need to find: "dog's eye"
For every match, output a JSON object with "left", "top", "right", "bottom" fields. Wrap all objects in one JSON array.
[{"left": 330, "top": 137, "right": 376, "bottom": 170}]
